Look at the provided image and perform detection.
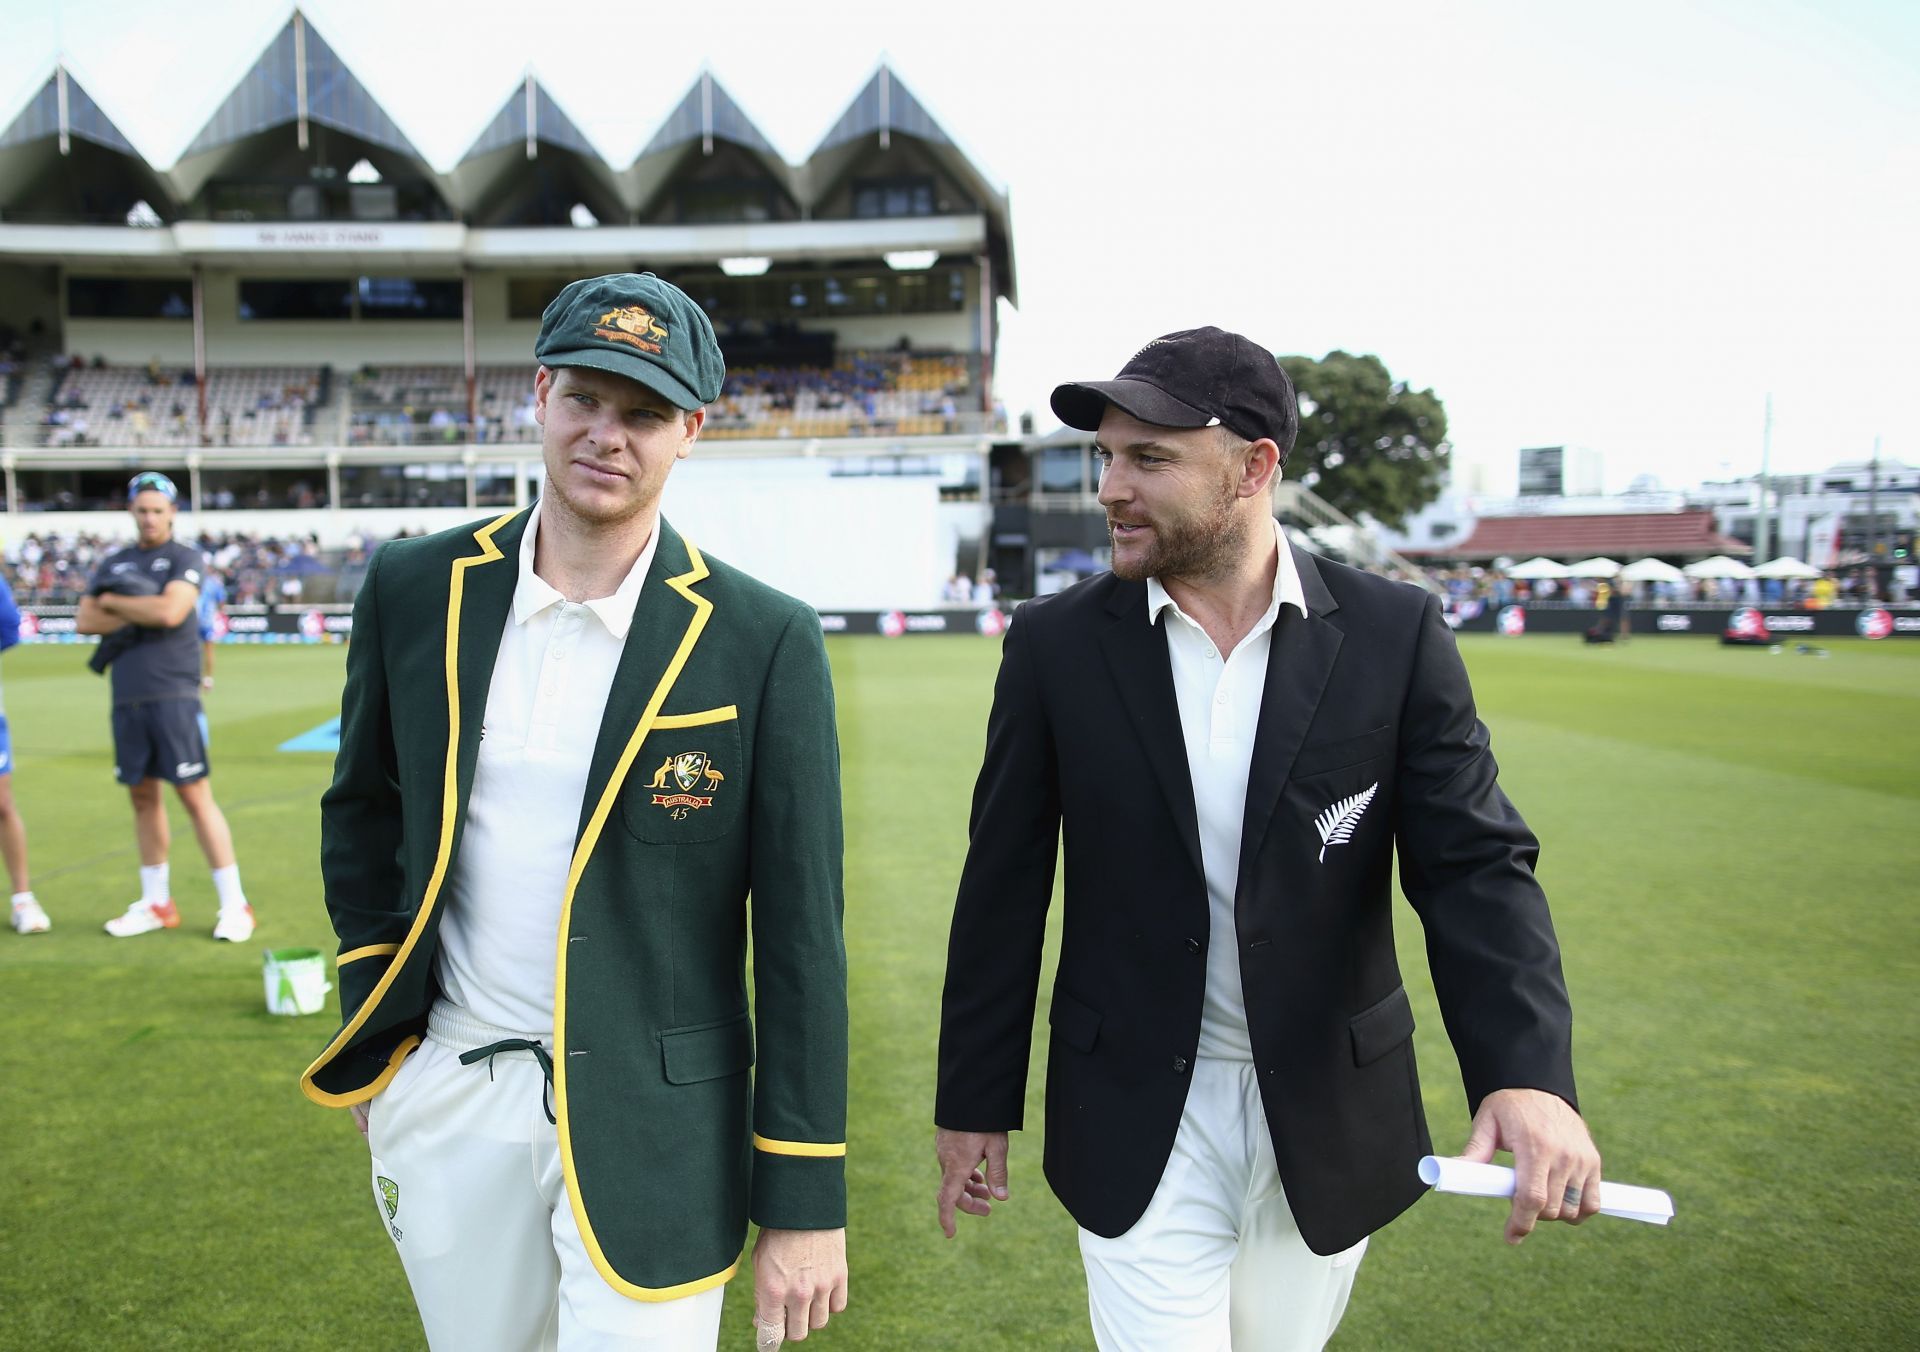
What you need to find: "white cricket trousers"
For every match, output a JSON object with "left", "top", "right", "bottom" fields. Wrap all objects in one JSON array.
[
  {"left": 365, "top": 1002, "right": 726, "bottom": 1351},
  {"left": 1078, "top": 1057, "right": 1367, "bottom": 1352}
]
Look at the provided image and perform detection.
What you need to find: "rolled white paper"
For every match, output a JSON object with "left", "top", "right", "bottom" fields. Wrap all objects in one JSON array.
[{"left": 1418, "top": 1155, "right": 1674, "bottom": 1225}]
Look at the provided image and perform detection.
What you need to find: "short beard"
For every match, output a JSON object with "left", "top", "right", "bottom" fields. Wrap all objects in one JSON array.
[{"left": 1110, "top": 474, "right": 1246, "bottom": 584}]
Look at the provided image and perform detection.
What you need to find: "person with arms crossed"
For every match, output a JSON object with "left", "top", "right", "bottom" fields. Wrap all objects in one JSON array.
[
  {"left": 0, "top": 570, "right": 48, "bottom": 934},
  {"left": 935, "top": 329, "right": 1600, "bottom": 1350},
  {"left": 78, "top": 472, "right": 253, "bottom": 942},
  {"left": 302, "top": 273, "right": 849, "bottom": 1351}
]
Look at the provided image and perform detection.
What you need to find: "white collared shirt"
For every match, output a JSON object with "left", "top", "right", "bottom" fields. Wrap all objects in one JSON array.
[
  {"left": 1147, "top": 518, "right": 1307, "bottom": 1060},
  {"left": 434, "top": 499, "right": 660, "bottom": 1038}
]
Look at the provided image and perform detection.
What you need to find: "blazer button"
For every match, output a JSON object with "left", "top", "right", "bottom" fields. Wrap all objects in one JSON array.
[
  {"left": 1172, "top": 1056, "right": 1189, "bottom": 1074},
  {"left": 1185, "top": 937, "right": 1201, "bottom": 955}
]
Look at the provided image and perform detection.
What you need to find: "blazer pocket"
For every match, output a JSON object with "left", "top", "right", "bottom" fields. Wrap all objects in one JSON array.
[
  {"left": 620, "top": 711, "right": 744, "bottom": 845},
  {"left": 659, "top": 1012, "right": 755, "bottom": 1085},
  {"left": 1292, "top": 724, "right": 1393, "bottom": 780},
  {"left": 1049, "top": 987, "right": 1103, "bottom": 1054},
  {"left": 1349, "top": 985, "right": 1415, "bottom": 1066}
]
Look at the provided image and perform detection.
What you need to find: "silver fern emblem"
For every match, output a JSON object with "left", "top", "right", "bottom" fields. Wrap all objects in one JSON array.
[{"left": 1314, "top": 782, "right": 1379, "bottom": 862}]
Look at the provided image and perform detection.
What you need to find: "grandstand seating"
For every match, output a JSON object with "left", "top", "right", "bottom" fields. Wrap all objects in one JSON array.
[
  {"left": 43, "top": 364, "right": 326, "bottom": 447},
  {"left": 344, "top": 348, "right": 976, "bottom": 443}
]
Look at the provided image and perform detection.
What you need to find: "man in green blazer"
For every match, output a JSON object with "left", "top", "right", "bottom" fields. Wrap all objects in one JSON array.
[{"left": 302, "top": 273, "right": 849, "bottom": 1350}]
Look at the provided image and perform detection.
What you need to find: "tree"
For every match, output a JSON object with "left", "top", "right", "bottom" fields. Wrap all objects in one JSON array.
[{"left": 1276, "top": 350, "right": 1449, "bottom": 531}]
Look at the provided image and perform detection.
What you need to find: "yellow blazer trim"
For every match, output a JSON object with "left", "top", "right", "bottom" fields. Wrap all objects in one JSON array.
[
  {"left": 337, "top": 943, "right": 400, "bottom": 967},
  {"left": 299, "top": 509, "right": 519, "bottom": 1109},
  {"left": 753, "top": 1134, "right": 847, "bottom": 1159},
  {"left": 306, "top": 1034, "right": 421, "bottom": 1109},
  {"left": 652, "top": 705, "right": 738, "bottom": 729},
  {"left": 553, "top": 535, "right": 739, "bottom": 1302}
]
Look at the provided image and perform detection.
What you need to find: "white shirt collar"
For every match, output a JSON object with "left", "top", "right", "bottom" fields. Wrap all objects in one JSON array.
[
  {"left": 1147, "top": 517, "right": 1307, "bottom": 627},
  {"left": 511, "top": 499, "right": 658, "bottom": 640}
]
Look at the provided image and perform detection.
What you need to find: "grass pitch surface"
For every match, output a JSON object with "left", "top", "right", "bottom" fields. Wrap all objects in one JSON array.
[{"left": 0, "top": 634, "right": 1914, "bottom": 1349}]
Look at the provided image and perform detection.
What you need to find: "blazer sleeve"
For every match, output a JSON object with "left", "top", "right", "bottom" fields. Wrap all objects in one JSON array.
[
  {"left": 1393, "top": 591, "right": 1579, "bottom": 1116},
  {"left": 745, "top": 606, "right": 850, "bottom": 1231},
  {"left": 317, "top": 546, "right": 412, "bottom": 1021},
  {"left": 934, "top": 601, "right": 1062, "bottom": 1132}
]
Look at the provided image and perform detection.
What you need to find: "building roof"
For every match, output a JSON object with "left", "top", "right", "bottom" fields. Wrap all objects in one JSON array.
[
  {"left": 0, "top": 65, "right": 136, "bottom": 154},
  {"left": 1447, "top": 511, "right": 1750, "bottom": 561},
  {"left": 179, "top": 10, "right": 423, "bottom": 163},
  {"left": 463, "top": 76, "right": 598, "bottom": 162},
  {"left": 637, "top": 72, "right": 777, "bottom": 161}
]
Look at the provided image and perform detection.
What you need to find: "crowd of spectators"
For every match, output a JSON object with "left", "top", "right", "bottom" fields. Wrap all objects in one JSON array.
[
  {"left": 37, "top": 356, "right": 325, "bottom": 448},
  {"left": 341, "top": 347, "right": 979, "bottom": 445},
  {"left": 4, "top": 527, "right": 339, "bottom": 606}
]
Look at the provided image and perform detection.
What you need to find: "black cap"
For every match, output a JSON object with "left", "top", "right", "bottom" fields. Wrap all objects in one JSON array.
[
  {"left": 536, "top": 272, "right": 726, "bottom": 410},
  {"left": 1051, "top": 327, "right": 1298, "bottom": 461}
]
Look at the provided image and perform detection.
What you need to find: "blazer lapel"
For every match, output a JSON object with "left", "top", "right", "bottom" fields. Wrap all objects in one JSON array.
[
  {"left": 577, "top": 517, "right": 712, "bottom": 842},
  {"left": 1237, "top": 546, "right": 1344, "bottom": 888},
  {"left": 449, "top": 508, "right": 527, "bottom": 838},
  {"left": 1098, "top": 578, "right": 1205, "bottom": 882}
]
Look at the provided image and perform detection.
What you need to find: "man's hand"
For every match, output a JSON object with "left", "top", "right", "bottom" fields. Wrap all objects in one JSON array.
[
  {"left": 935, "top": 1128, "right": 1009, "bottom": 1238},
  {"left": 350, "top": 1102, "right": 370, "bottom": 1141},
  {"left": 751, "top": 1227, "right": 847, "bottom": 1346},
  {"left": 1460, "top": 1088, "right": 1602, "bottom": 1244}
]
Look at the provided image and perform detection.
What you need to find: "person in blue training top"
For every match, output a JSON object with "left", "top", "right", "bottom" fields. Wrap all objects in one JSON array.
[
  {"left": 196, "top": 566, "right": 227, "bottom": 748},
  {"left": 0, "top": 574, "right": 48, "bottom": 934}
]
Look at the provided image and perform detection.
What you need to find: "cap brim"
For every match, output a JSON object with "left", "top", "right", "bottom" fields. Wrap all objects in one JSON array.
[
  {"left": 1050, "top": 378, "right": 1214, "bottom": 433},
  {"left": 538, "top": 347, "right": 706, "bottom": 411}
]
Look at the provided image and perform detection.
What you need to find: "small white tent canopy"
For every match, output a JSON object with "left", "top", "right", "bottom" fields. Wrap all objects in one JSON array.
[
  {"left": 1506, "top": 557, "right": 1569, "bottom": 579},
  {"left": 1566, "top": 557, "right": 1623, "bottom": 578},
  {"left": 1750, "top": 556, "right": 1822, "bottom": 580},
  {"left": 1684, "top": 555, "right": 1755, "bottom": 580},
  {"left": 1620, "top": 558, "right": 1685, "bottom": 583}
]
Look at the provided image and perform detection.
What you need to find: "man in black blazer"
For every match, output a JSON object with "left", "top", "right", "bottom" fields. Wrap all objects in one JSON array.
[{"left": 934, "top": 329, "right": 1602, "bottom": 1349}]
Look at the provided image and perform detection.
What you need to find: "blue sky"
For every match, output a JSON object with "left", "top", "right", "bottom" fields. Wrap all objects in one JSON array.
[{"left": 0, "top": 0, "right": 1914, "bottom": 494}]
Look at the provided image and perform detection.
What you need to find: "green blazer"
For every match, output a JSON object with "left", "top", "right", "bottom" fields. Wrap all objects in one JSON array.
[{"left": 301, "top": 508, "right": 848, "bottom": 1302}]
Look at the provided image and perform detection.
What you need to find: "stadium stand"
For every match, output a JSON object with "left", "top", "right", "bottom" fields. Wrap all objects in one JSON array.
[
  {"left": 0, "top": 19, "right": 1041, "bottom": 596},
  {"left": 41, "top": 364, "right": 327, "bottom": 447},
  {"left": 336, "top": 346, "right": 976, "bottom": 444}
]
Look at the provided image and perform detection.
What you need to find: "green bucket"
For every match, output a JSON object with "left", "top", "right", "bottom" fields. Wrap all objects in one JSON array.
[{"left": 262, "top": 947, "right": 331, "bottom": 1016}]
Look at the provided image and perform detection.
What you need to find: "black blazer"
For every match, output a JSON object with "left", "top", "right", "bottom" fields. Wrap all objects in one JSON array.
[{"left": 935, "top": 546, "right": 1576, "bottom": 1254}]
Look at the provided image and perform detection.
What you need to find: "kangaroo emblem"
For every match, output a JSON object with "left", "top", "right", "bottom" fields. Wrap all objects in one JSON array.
[{"left": 648, "top": 750, "right": 722, "bottom": 816}]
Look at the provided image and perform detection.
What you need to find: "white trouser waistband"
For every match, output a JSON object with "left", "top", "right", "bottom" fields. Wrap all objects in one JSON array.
[{"left": 425, "top": 999, "right": 551, "bottom": 1058}]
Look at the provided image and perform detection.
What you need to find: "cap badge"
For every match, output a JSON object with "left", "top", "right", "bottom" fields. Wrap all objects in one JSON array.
[{"left": 595, "top": 305, "right": 669, "bottom": 355}]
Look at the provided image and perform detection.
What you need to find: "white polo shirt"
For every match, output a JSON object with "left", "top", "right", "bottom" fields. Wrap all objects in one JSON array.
[
  {"left": 434, "top": 501, "right": 659, "bottom": 1039},
  {"left": 1147, "top": 518, "right": 1307, "bottom": 1061}
]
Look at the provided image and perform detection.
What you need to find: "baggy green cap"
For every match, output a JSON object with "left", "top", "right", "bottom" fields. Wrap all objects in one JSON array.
[{"left": 535, "top": 272, "right": 726, "bottom": 410}]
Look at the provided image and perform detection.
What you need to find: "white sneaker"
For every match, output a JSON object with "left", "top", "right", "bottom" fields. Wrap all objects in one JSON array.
[
  {"left": 105, "top": 897, "right": 181, "bottom": 937},
  {"left": 212, "top": 903, "right": 256, "bottom": 943},
  {"left": 10, "top": 898, "right": 50, "bottom": 934}
]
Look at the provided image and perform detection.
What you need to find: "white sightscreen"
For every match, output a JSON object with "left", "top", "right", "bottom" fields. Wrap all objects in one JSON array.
[{"left": 660, "top": 460, "right": 944, "bottom": 611}]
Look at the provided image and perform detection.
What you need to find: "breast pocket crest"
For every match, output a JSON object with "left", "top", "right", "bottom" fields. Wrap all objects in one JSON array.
[{"left": 621, "top": 714, "right": 743, "bottom": 844}]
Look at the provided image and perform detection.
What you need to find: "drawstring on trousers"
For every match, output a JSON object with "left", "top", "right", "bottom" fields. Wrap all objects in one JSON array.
[{"left": 458, "top": 1038, "right": 557, "bottom": 1124}]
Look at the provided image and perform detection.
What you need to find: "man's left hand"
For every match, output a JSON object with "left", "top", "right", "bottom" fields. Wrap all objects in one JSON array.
[
  {"left": 751, "top": 1227, "right": 847, "bottom": 1346},
  {"left": 1460, "top": 1088, "right": 1602, "bottom": 1244}
]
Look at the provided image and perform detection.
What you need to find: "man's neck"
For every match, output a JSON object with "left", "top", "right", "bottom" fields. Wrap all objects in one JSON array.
[
  {"left": 534, "top": 502, "right": 656, "bottom": 603},
  {"left": 1160, "top": 513, "right": 1279, "bottom": 657}
]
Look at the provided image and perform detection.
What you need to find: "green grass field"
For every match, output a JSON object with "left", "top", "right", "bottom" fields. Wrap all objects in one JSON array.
[{"left": 1, "top": 634, "right": 1915, "bottom": 1349}]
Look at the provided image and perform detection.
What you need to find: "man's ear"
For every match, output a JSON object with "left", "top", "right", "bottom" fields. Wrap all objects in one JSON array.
[
  {"left": 679, "top": 406, "right": 705, "bottom": 458},
  {"left": 533, "top": 365, "right": 554, "bottom": 426},
  {"left": 1239, "top": 437, "right": 1282, "bottom": 498}
]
